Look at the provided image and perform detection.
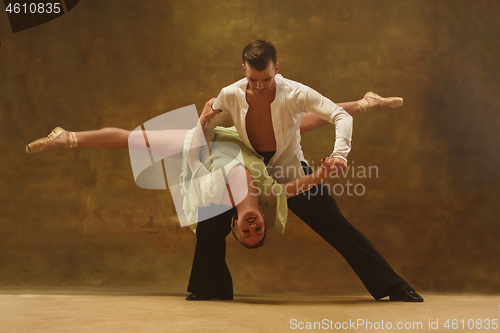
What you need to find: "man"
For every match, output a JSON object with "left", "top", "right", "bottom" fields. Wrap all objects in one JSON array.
[{"left": 186, "top": 39, "right": 423, "bottom": 302}]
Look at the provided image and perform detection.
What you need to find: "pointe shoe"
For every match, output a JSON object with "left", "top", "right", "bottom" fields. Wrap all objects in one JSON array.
[
  {"left": 357, "top": 92, "right": 404, "bottom": 113},
  {"left": 26, "top": 127, "right": 78, "bottom": 153}
]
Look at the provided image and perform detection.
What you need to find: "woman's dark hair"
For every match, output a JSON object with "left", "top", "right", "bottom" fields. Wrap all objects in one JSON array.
[
  {"left": 231, "top": 214, "right": 267, "bottom": 249},
  {"left": 242, "top": 39, "right": 277, "bottom": 71}
]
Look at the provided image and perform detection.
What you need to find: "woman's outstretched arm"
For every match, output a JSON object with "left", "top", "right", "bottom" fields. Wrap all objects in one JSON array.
[
  {"left": 282, "top": 157, "right": 337, "bottom": 198},
  {"left": 187, "top": 99, "right": 217, "bottom": 171}
]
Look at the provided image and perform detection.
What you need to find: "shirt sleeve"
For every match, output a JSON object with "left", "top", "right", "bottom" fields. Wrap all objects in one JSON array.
[
  {"left": 299, "top": 85, "right": 353, "bottom": 162},
  {"left": 204, "top": 87, "right": 230, "bottom": 145}
]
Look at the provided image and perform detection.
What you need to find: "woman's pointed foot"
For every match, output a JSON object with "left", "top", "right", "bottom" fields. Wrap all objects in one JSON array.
[
  {"left": 26, "top": 127, "right": 78, "bottom": 153},
  {"left": 357, "top": 92, "right": 404, "bottom": 113}
]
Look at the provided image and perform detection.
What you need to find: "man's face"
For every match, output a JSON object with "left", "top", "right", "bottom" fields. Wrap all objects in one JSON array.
[{"left": 242, "top": 61, "right": 279, "bottom": 96}]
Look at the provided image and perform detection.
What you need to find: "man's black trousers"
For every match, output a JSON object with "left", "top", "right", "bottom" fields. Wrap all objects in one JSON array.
[{"left": 187, "top": 162, "right": 407, "bottom": 300}]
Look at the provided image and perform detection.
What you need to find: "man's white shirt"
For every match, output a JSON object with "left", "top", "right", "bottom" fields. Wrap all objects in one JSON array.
[{"left": 205, "top": 74, "right": 353, "bottom": 183}]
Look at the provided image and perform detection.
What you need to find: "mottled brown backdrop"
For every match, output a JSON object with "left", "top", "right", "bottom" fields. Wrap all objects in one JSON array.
[{"left": 1, "top": 0, "right": 499, "bottom": 295}]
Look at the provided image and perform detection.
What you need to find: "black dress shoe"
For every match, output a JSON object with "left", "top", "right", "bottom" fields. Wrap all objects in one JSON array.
[
  {"left": 185, "top": 293, "right": 211, "bottom": 301},
  {"left": 389, "top": 287, "right": 424, "bottom": 302},
  {"left": 185, "top": 293, "right": 233, "bottom": 301}
]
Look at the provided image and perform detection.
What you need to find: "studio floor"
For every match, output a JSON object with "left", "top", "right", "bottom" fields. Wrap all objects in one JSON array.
[{"left": 0, "top": 290, "right": 498, "bottom": 332}]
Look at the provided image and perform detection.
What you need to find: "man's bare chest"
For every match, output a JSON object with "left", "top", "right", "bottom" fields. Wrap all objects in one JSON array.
[{"left": 245, "top": 97, "right": 276, "bottom": 151}]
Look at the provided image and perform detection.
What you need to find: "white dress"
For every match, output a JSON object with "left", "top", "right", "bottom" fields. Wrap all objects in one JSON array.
[{"left": 181, "top": 126, "right": 288, "bottom": 234}]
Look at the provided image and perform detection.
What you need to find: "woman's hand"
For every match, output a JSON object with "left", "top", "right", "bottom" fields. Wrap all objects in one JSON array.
[
  {"left": 200, "top": 98, "right": 221, "bottom": 123},
  {"left": 320, "top": 156, "right": 347, "bottom": 177},
  {"left": 284, "top": 157, "right": 346, "bottom": 198}
]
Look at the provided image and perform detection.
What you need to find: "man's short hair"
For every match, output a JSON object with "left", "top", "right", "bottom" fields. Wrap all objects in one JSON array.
[{"left": 242, "top": 39, "right": 277, "bottom": 71}]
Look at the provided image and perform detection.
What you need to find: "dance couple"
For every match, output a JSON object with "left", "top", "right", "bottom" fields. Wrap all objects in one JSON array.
[{"left": 26, "top": 39, "right": 423, "bottom": 302}]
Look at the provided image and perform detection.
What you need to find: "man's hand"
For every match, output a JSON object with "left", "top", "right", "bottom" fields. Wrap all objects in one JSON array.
[
  {"left": 200, "top": 98, "right": 221, "bottom": 123},
  {"left": 321, "top": 156, "right": 347, "bottom": 176}
]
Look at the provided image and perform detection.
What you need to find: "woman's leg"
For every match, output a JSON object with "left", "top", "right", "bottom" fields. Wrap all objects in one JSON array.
[
  {"left": 27, "top": 127, "right": 189, "bottom": 157},
  {"left": 300, "top": 102, "right": 360, "bottom": 134},
  {"left": 26, "top": 127, "right": 131, "bottom": 152},
  {"left": 76, "top": 127, "right": 130, "bottom": 148},
  {"left": 131, "top": 129, "right": 189, "bottom": 158},
  {"left": 79, "top": 128, "right": 190, "bottom": 156}
]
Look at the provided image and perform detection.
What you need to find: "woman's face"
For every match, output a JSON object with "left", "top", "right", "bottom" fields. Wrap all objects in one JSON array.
[{"left": 234, "top": 209, "right": 266, "bottom": 247}]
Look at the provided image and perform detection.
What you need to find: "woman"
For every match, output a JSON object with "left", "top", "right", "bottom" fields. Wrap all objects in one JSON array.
[{"left": 25, "top": 92, "right": 402, "bottom": 248}]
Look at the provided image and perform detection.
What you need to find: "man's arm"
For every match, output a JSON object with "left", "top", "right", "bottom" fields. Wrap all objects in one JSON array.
[{"left": 298, "top": 86, "right": 353, "bottom": 172}]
